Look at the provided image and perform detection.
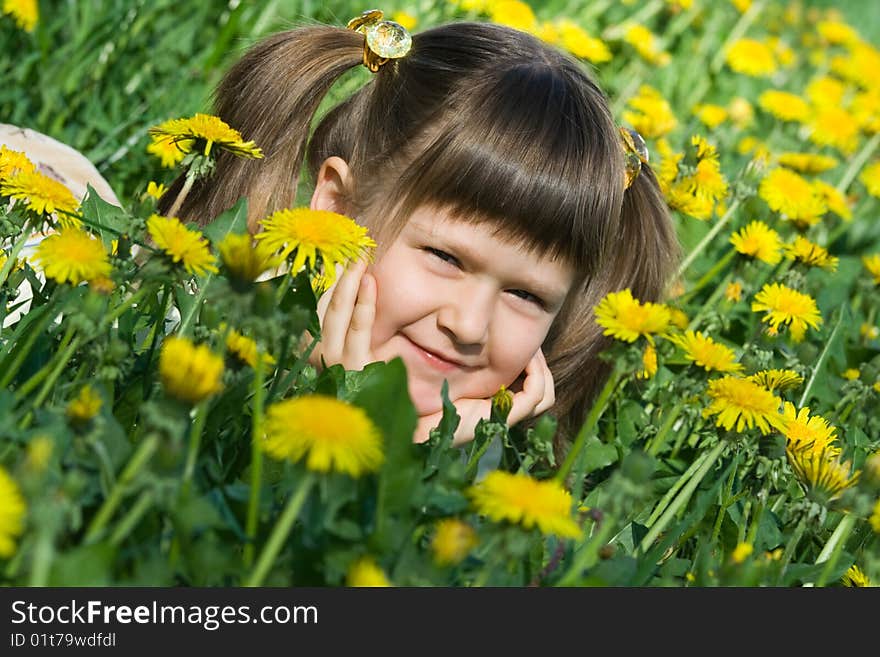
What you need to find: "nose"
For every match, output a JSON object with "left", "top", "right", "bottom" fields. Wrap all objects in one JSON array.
[{"left": 436, "top": 282, "right": 493, "bottom": 347}]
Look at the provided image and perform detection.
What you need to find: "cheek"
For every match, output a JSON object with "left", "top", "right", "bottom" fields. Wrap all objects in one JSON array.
[{"left": 368, "top": 259, "right": 432, "bottom": 343}]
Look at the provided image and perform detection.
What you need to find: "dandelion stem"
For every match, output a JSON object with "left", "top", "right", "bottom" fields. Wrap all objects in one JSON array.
[
  {"left": 555, "top": 362, "right": 625, "bottom": 484},
  {"left": 83, "top": 433, "right": 159, "bottom": 543},
  {"left": 680, "top": 249, "right": 736, "bottom": 304},
  {"left": 0, "top": 227, "right": 31, "bottom": 289},
  {"left": 246, "top": 472, "right": 315, "bottom": 587},
  {"left": 176, "top": 276, "right": 211, "bottom": 338},
  {"left": 166, "top": 169, "right": 196, "bottom": 219},
  {"left": 711, "top": 457, "right": 739, "bottom": 543},
  {"left": 14, "top": 323, "right": 77, "bottom": 401},
  {"left": 102, "top": 283, "right": 156, "bottom": 328},
  {"left": 30, "top": 334, "right": 83, "bottom": 411},
  {"left": 109, "top": 489, "right": 155, "bottom": 546},
  {"left": 675, "top": 199, "right": 741, "bottom": 282},
  {"left": 244, "top": 356, "right": 267, "bottom": 568},
  {"left": 639, "top": 440, "right": 727, "bottom": 554},
  {"left": 556, "top": 515, "right": 617, "bottom": 586},
  {"left": 0, "top": 298, "right": 59, "bottom": 389},
  {"left": 807, "top": 512, "right": 856, "bottom": 587},
  {"left": 798, "top": 306, "right": 845, "bottom": 407},
  {"left": 646, "top": 448, "right": 710, "bottom": 527},
  {"left": 646, "top": 402, "right": 682, "bottom": 456},
  {"left": 28, "top": 529, "right": 54, "bottom": 587},
  {"left": 835, "top": 132, "right": 880, "bottom": 193},
  {"left": 775, "top": 513, "right": 808, "bottom": 585},
  {"left": 180, "top": 399, "right": 210, "bottom": 497}
]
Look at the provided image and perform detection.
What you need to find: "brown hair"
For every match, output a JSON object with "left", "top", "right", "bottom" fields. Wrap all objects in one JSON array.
[{"left": 160, "top": 21, "right": 681, "bottom": 456}]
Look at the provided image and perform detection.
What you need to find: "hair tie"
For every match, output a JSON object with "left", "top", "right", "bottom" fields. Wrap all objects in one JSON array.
[
  {"left": 346, "top": 9, "right": 413, "bottom": 73},
  {"left": 620, "top": 126, "right": 649, "bottom": 190}
]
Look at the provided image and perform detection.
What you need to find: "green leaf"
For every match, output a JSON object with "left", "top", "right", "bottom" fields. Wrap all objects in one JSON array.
[
  {"left": 81, "top": 183, "right": 130, "bottom": 247},
  {"left": 580, "top": 435, "right": 619, "bottom": 475},
  {"left": 203, "top": 196, "right": 249, "bottom": 244}
]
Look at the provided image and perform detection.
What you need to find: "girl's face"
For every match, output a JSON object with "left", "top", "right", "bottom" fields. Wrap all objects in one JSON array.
[{"left": 367, "top": 206, "right": 575, "bottom": 415}]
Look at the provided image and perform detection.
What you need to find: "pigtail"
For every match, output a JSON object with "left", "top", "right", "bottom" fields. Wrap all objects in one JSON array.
[
  {"left": 158, "top": 26, "right": 365, "bottom": 231},
  {"left": 546, "top": 163, "right": 680, "bottom": 461}
]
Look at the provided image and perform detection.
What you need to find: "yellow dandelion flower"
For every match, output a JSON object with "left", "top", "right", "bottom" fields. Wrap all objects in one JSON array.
[
  {"left": 731, "top": 542, "right": 753, "bottom": 564},
  {"left": 225, "top": 328, "right": 275, "bottom": 369},
  {"left": 730, "top": 221, "right": 783, "bottom": 264},
  {"left": 556, "top": 19, "right": 612, "bottom": 63},
  {"left": 146, "top": 214, "right": 218, "bottom": 276},
  {"left": 25, "top": 436, "right": 52, "bottom": 473},
  {"left": 769, "top": 37, "right": 796, "bottom": 68},
  {"left": 640, "top": 343, "right": 658, "bottom": 379},
  {"left": 432, "top": 519, "right": 479, "bottom": 566},
  {"left": 843, "top": 368, "right": 860, "bottom": 381},
  {"left": 624, "top": 24, "right": 670, "bottom": 66},
  {"left": 725, "top": 38, "right": 778, "bottom": 77},
  {"left": 254, "top": 208, "right": 376, "bottom": 288},
  {"left": 1, "top": 169, "right": 80, "bottom": 220},
  {"left": 776, "top": 152, "right": 838, "bottom": 174},
  {"left": 831, "top": 42, "right": 880, "bottom": 89},
  {"left": 812, "top": 179, "right": 852, "bottom": 221},
  {"left": 66, "top": 385, "right": 102, "bottom": 425},
  {"left": 862, "top": 254, "right": 880, "bottom": 285},
  {"left": 725, "top": 281, "right": 743, "bottom": 302},
  {"left": 758, "top": 168, "right": 827, "bottom": 227},
  {"left": 217, "top": 233, "right": 282, "bottom": 284},
  {"left": 159, "top": 336, "right": 224, "bottom": 405},
  {"left": 786, "top": 443, "right": 858, "bottom": 502},
  {"left": 818, "top": 19, "right": 860, "bottom": 46},
  {"left": 757, "top": 90, "right": 810, "bottom": 122},
  {"left": 859, "top": 161, "right": 880, "bottom": 198},
  {"left": 0, "top": 467, "right": 26, "bottom": 557},
  {"left": 148, "top": 113, "right": 263, "bottom": 159},
  {"left": 805, "top": 75, "right": 847, "bottom": 109},
  {"left": 780, "top": 401, "right": 839, "bottom": 455},
  {"left": 875, "top": 381, "right": 880, "bottom": 394},
  {"left": 870, "top": 499, "right": 880, "bottom": 533},
  {"left": 782, "top": 235, "right": 838, "bottom": 271},
  {"left": 730, "top": 0, "right": 751, "bottom": 13},
  {"left": 143, "top": 181, "right": 167, "bottom": 201},
  {"left": 32, "top": 229, "right": 112, "bottom": 285},
  {"left": 262, "top": 395, "right": 383, "bottom": 477},
  {"left": 0, "top": 145, "right": 35, "bottom": 180},
  {"left": 669, "top": 307, "right": 689, "bottom": 329},
  {"left": 622, "top": 85, "right": 677, "bottom": 139},
  {"left": 390, "top": 11, "right": 417, "bottom": 31},
  {"left": 671, "top": 330, "right": 743, "bottom": 373},
  {"left": 532, "top": 21, "right": 560, "bottom": 46},
  {"left": 468, "top": 471, "right": 581, "bottom": 538},
  {"left": 808, "top": 107, "right": 859, "bottom": 155},
  {"left": 727, "top": 97, "right": 754, "bottom": 129},
  {"left": 487, "top": 0, "right": 536, "bottom": 32},
  {"left": 842, "top": 564, "right": 872, "bottom": 587},
  {"left": 852, "top": 89, "right": 880, "bottom": 133},
  {"left": 593, "top": 288, "right": 672, "bottom": 344},
  {"left": 346, "top": 556, "right": 391, "bottom": 587},
  {"left": 748, "top": 369, "right": 804, "bottom": 392},
  {"left": 693, "top": 103, "right": 728, "bottom": 129},
  {"left": 861, "top": 323, "right": 879, "bottom": 340},
  {"left": 2, "top": 0, "right": 37, "bottom": 31},
  {"left": 737, "top": 136, "right": 771, "bottom": 160},
  {"left": 147, "top": 131, "right": 187, "bottom": 169},
  {"left": 702, "top": 375, "right": 786, "bottom": 435},
  {"left": 751, "top": 282, "right": 823, "bottom": 342}
]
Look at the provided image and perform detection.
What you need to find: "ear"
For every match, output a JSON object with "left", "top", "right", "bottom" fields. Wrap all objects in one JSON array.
[{"left": 310, "top": 156, "right": 353, "bottom": 215}]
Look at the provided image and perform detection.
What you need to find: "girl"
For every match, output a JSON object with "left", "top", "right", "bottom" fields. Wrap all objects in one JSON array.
[{"left": 159, "top": 14, "right": 681, "bottom": 453}]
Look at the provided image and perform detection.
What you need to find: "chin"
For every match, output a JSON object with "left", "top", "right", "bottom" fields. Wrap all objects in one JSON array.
[{"left": 408, "top": 381, "right": 445, "bottom": 416}]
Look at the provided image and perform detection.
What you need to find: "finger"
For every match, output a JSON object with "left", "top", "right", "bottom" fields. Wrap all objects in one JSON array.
[
  {"left": 507, "top": 352, "right": 547, "bottom": 425},
  {"left": 533, "top": 350, "right": 556, "bottom": 415},
  {"left": 319, "top": 259, "right": 367, "bottom": 363},
  {"left": 343, "top": 272, "right": 376, "bottom": 369}
]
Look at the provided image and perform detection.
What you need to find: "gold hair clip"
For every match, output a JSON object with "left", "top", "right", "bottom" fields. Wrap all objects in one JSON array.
[
  {"left": 346, "top": 9, "right": 413, "bottom": 73},
  {"left": 620, "top": 126, "right": 649, "bottom": 190}
]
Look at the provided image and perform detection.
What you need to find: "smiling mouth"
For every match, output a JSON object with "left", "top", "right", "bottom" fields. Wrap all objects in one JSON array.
[{"left": 403, "top": 336, "right": 464, "bottom": 372}]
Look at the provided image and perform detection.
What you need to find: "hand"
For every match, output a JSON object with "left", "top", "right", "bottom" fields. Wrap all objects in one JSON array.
[
  {"left": 414, "top": 349, "right": 556, "bottom": 447},
  {"left": 309, "top": 259, "right": 377, "bottom": 372}
]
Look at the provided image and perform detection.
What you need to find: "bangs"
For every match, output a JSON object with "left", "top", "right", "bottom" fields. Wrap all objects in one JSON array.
[{"left": 382, "top": 62, "right": 624, "bottom": 277}]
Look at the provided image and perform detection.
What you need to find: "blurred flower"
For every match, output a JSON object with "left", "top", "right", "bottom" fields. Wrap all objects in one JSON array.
[
  {"left": 669, "top": 330, "right": 743, "bottom": 373},
  {"left": 0, "top": 466, "right": 26, "bottom": 558},
  {"left": 807, "top": 107, "right": 859, "bottom": 155},
  {"left": 225, "top": 328, "right": 275, "bottom": 369},
  {"left": 841, "top": 564, "right": 872, "bottom": 587},
  {"left": 817, "top": 19, "right": 860, "bottom": 46},
  {"left": 1, "top": 169, "right": 80, "bottom": 221},
  {"left": 725, "top": 38, "right": 777, "bottom": 77},
  {"left": 831, "top": 42, "right": 880, "bottom": 89},
  {"left": 32, "top": 229, "right": 112, "bottom": 285},
  {"left": 555, "top": 19, "right": 611, "bottom": 63},
  {"left": 782, "top": 235, "right": 838, "bottom": 271},
  {"left": 748, "top": 369, "right": 804, "bottom": 392},
  {"left": 143, "top": 181, "right": 167, "bottom": 201},
  {"left": 488, "top": 0, "right": 536, "bottom": 32},
  {"left": 786, "top": 443, "right": 858, "bottom": 503},
  {"left": 346, "top": 556, "right": 391, "bottom": 587},
  {"left": 468, "top": 471, "right": 581, "bottom": 538},
  {"left": 751, "top": 282, "right": 823, "bottom": 342},
  {"left": 757, "top": 90, "right": 810, "bottom": 122},
  {"left": 731, "top": 542, "right": 753, "bottom": 563},
  {"left": 432, "top": 519, "right": 478, "bottom": 566},
  {"left": 148, "top": 113, "right": 263, "bottom": 159},
  {"left": 25, "top": 436, "right": 52, "bottom": 473},
  {"left": 159, "top": 336, "right": 224, "bottom": 404},
  {"left": 812, "top": 179, "right": 852, "bottom": 221},
  {"left": 640, "top": 343, "right": 658, "bottom": 379},
  {"left": 624, "top": 23, "right": 670, "bottom": 66},
  {"left": 859, "top": 161, "right": 880, "bottom": 197},
  {"left": 66, "top": 385, "right": 102, "bottom": 425},
  {"left": 669, "top": 307, "right": 689, "bottom": 329},
  {"left": 758, "top": 168, "right": 827, "bottom": 228},
  {"left": 390, "top": 11, "right": 417, "bottom": 31},
  {"left": 2, "top": 0, "right": 37, "bottom": 32},
  {"left": 702, "top": 376, "right": 786, "bottom": 434},
  {"left": 780, "top": 402, "right": 839, "bottom": 456},
  {"left": 805, "top": 75, "right": 846, "bottom": 109},
  {"left": 594, "top": 288, "right": 672, "bottom": 344},
  {"left": 0, "top": 145, "right": 35, "bottom": 180},
  {"left": 730, "top": 0, "right": 751, "bottom": 13},
  {"left": 217, "top": 233, "right": 282, "bottom": 284},
  {"left": 262, "top": 395, "right": 383, "bottom": 477},
  {"left": 870, "top": 499, "right": 880, "bottom": 533},
  {"left": 852, "top": 89, "right": 880, "bottom": 133},
  {"left": 727, "top": 97, "right": 754, "bottom": 129},
  {"left": 776, "top": 152, "right": 838, "bottom": 174},
  {"left": 861, "top": 323, "right": 880, "bottom": 340},
  {"left": 725, "top": 281, "right": 743, "bottom": 302},
  {"left": 730, "top": 220, "right": 783, "bottom": 264},
  {"left": 255, "top": 208, "right": 376, "bottom": 288},
  {"left": 693, "top": 103, "right": 728, "bottom": 129},
  {"left": 146, "top": 214, "right": 218, "bottom": 277},
  {"left": 843, "top": 368, "right": 860, "bottom": 381},
  {"left": 862, "top": 254, "right": 880, "bottom": 284},
  {"left": 622, "top": 85, "right": 677, "bottom": 139}
]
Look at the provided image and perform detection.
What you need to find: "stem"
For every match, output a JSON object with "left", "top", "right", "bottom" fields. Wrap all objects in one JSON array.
[
  {"left": 0, "top": 299, "right": 58, "bottom": 389},
  {"left": 176, "top": 276, "right": 211, "bottom": 338},
  {"left": 675, "top": 199, "right": 741, "bottom": 282},
  {"left": 165, "top": 170, "right": 196, "bottom": 218},
  {"left": 835, "top": 132, "right": 880, "bottom": 193},
  {"left": 555, "top": 363, "right": 624, "bottom": 484},
  {"left": 775, "top": 514, "right": 808, "bottom": 585},
  {"left": 28, "top": 530, "right": 54, "bottom": 587},
  {"left": 101, "top": 283, "right": 155, "bottom": 328},
  {"left": 108, "top": 490, "right": 155, "bottom": 546},
  {"left": 646, "top": 403, "right": 682, "bottom": 456},
  {"left": 0, "top": 227, "right": 31, "bottom": 289},
  {"left": 808, "top": 512, "right": 856, "bottom": 587},
  {"left": 180, "top": 399, "right": 210, "bottom": 498},
  {"left": 646, "top": 448, "right": 710, "bottom": 527},
  {"left": 30, "top": 335, "right": 83, "bottom": 410},
  {"left": 556, "top": 516, "right": 617, "bottom": 586},
  {"left": 710, "top": 457, "right": 739, "bottom": 543},
  {"left": 245, "top": 472, "right": 315, "bottom": 587},
  {"left": 15, "top": 323, "right": 76, "bottom": 400},
  {"left": 679, "top": 249, "right": 736, "bottom": 304},
  {"left": 244, "top": 356, "right": 267, "bottom": 567},
  {"left": 798, "top": 307, "right": 845, "bottom": 408},
  {"left": 638, "top": 440, "right": 727, "bottom": 554},
  {"left": 83, "top": 434, "right": 159, "bottom": 543}
]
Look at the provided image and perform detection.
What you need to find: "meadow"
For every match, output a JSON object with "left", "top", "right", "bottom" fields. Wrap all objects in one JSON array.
[{"left": 1, "top": 0, "right": 879, "bottom": 587}]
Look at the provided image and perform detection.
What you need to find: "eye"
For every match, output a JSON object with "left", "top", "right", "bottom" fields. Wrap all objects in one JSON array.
[
  {"left": 424, "top": 247, "right": 461, "bottom": 267},
  {"left": 508, "top": 288, "right": 546, "bottom": 309}
]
